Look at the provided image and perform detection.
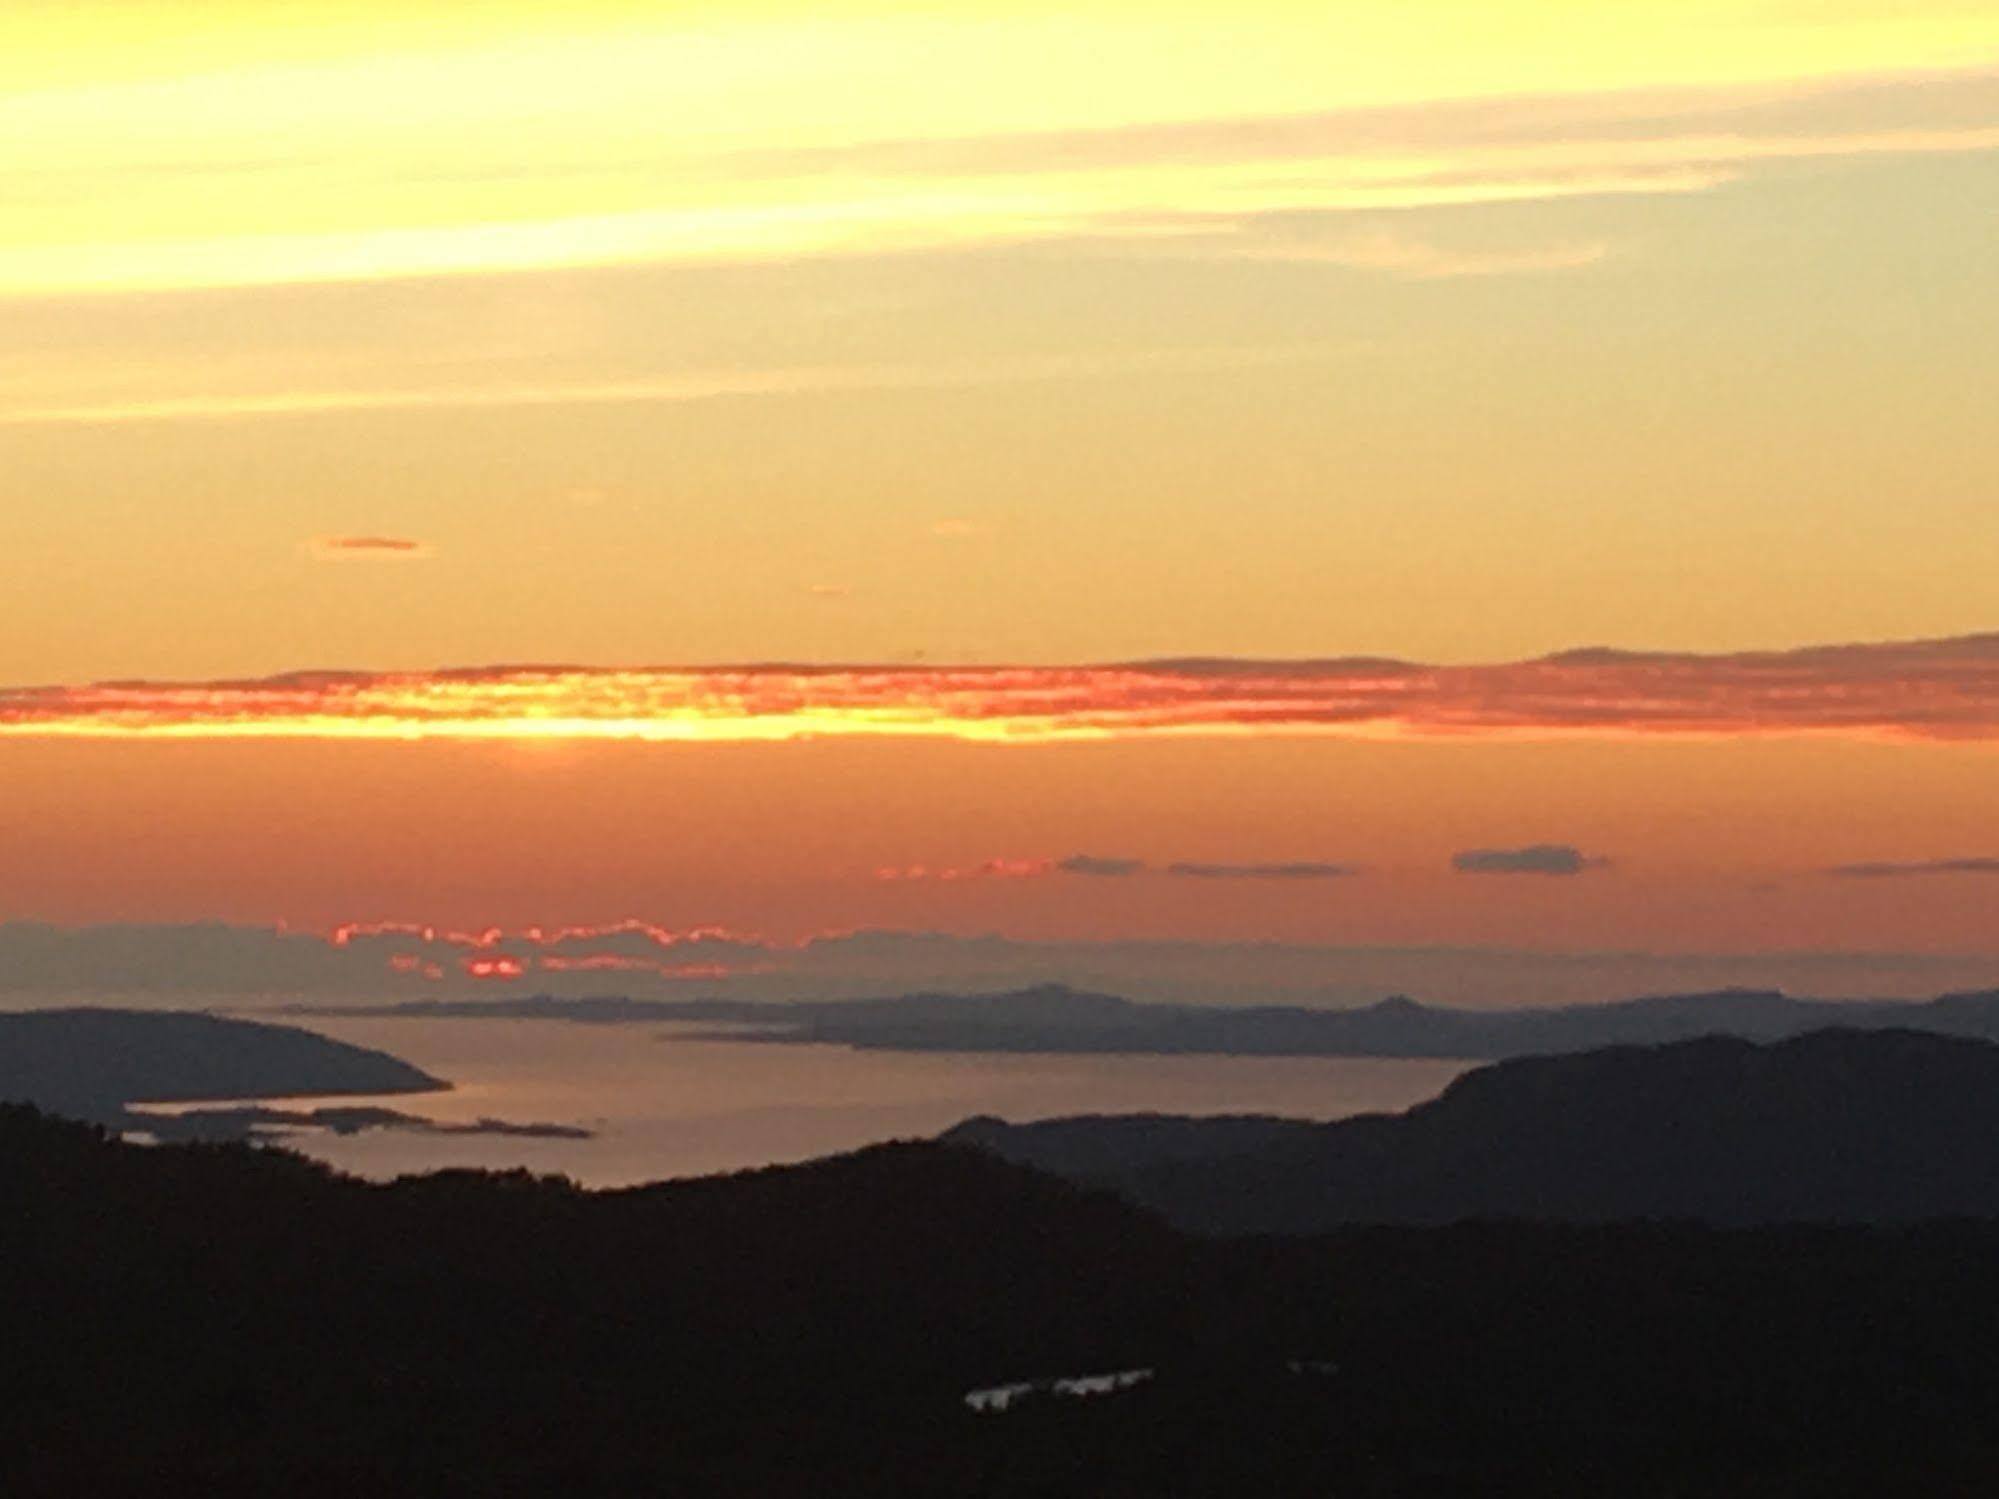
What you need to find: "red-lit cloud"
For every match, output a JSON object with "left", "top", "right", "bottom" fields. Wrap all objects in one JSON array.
[
  {"left": 327, "top": 917, "right": 756, "bottom": 951},
  {"left": 5, "top": 633, "right": 1999, "bottom": 744},
  {"left": 325, "top": 918, "right": 789, "bottom": 983}
]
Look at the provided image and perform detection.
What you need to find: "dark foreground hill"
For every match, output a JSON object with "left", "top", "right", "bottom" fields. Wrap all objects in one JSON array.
[
  {"left": 12, "top": 1105, "right": 1999, "bottom": 1494},
  {"left": 0, "top": 1007, "right": 443, "bottom": 1120},
  {"left": 946, "top": 1028, "right": 1999, "bottom": 1233},
  {"left": 13, "top": 1104, "right": 1999, "bottom": 1494}
]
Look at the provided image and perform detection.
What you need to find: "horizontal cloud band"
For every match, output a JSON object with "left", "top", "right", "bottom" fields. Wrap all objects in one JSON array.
[{"left": 5, "top": 633, "right": 1999, "bottom": 744}]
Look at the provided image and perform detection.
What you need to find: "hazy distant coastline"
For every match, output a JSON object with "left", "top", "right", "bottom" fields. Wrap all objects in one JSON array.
[
  {"left": 293, "top": 982, "right": 1999, "bottom": 1060},
  {"left": 7, "top": 919, "right": 1997, "bottom": 1012}
]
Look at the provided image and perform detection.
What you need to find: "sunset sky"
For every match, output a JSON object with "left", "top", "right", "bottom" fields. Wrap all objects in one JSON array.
[{"left": 4, "top": 3, "right": 1997, "bottom": 995}]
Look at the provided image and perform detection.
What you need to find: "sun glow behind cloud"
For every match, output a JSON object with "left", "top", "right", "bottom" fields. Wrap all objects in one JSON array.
[{"left": 6, "top": 635, "right": 1999, "bottom": 746}]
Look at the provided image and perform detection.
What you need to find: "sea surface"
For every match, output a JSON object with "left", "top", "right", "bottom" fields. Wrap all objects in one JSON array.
[{"left": 149, "top": 1015, "right": 1471, "bottom": 1187}]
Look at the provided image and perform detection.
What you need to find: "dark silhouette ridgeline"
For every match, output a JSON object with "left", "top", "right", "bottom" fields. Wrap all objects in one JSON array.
[{"left": 11, "top": 1028, "right": 1999, "bottom": 1491}]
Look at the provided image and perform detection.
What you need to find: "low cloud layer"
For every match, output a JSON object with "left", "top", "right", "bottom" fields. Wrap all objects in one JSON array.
[
  {"left": 1453, "top": 845, "right": 1607, "bottom": 876},
  {"left": 6, "top": 632, "right": 1999, "bottom": 744},
  {"left": 1829, "top": 858, "right": 1999, "bottom": 879},
  {"left": 3, "top": 918, "right": 1996, "bottom": 1011}
]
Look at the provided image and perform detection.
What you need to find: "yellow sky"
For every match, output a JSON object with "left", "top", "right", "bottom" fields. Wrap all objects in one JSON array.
[{"left": 5, "top": 2, "right": 1998, "bottom": 297}]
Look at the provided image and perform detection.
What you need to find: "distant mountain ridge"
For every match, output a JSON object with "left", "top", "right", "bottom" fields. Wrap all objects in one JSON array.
[
  {"left": 312, "top": 981, "right": 1999, "bottom": 1059},
  {"left": 945, "top": 1028, "right": 1999, "bottom": 1232}
]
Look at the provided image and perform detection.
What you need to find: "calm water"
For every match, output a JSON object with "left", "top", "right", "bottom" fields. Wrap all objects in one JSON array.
[{"left": 162, "top": 1016, "right": 1470, "bottom": 1187}]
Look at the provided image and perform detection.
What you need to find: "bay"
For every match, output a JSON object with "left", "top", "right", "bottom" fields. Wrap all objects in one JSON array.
[{"left": 169, "top": 1015, "right": 1470, "bottom": 1187}]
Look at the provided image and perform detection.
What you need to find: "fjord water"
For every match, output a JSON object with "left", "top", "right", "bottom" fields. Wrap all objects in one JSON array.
[{"left": 189, "top": 1015, "right": 1470, "bottom": 1186}]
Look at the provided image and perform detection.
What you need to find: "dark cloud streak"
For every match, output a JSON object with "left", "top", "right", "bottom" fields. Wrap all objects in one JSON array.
[
  {"left": 1829, "top": 858, "right": 1999, "bottom": 879},
  {"left": 1453, "top": 845, "right": 1607, "bottom": 876},
  {"left": 1057, "top": 855, "right": 1147, "bottom": 878},
  {"left": 1165, "top": 861, "right": 1361, "bottom": 880}
]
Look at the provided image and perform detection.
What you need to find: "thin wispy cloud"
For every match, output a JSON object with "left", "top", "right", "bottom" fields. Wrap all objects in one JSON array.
[
  {"left": 745, "top": 70, "right": 1999, "bottom": 241},
  {"left": 736, "top": 72, "right": 1999, "bottom": 182},
  {"left": 6, "top": 67, "right": 1994, "bottom": 298},
  {"left": 1453, "top": 845, "right": 1608, "bottom": 876},
  {"left": 1203, "top": 228, "right": 1612, "bottom": 279},
  {"left": 308, "top": 535, "right": 432, "bottom": 561},
  {"left": 0, "top": 346, "right": 1322, "bottom": 428},
  {"left": 5, "top": 633, "right": 1999, "bottom": 745},
  {"left": 1828, "top": 858, "right": 1999, "bottom": 879},
  {"left": 1166, "top": 861, "right": 1362, "bottom": 880}
]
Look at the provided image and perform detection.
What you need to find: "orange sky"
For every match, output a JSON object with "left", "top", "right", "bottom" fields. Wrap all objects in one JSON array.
[
  {"left": 3, "top": 4, "right": 1997, "bottom": 971},
  {"left": 4, "top": 727, "right": 1997, "bottom": 958}
]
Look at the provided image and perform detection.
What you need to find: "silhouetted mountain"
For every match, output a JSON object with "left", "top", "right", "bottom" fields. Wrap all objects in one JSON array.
[
  {"left": 946, "top": 1112, "right": 1321, "bottom": 1178},
  {"left": 307, "top": 982, "right": 1999, "bottom": 1059},
  {"left": 947, "top": 1029, "right": 1999, "bottom": 1232},
  {"left": 0, "top": 1008, "right": 444, "bottom": 1123}
]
